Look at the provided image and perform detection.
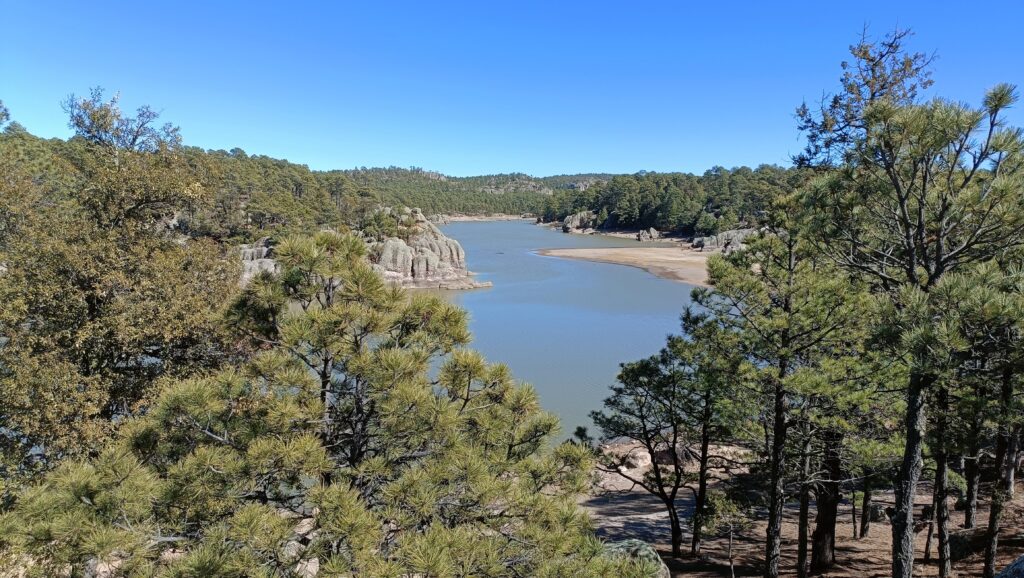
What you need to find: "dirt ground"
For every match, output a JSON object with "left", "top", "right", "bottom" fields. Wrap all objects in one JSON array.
[{"left": 585, "top": 476, "right": 1024, "bottom": 577}]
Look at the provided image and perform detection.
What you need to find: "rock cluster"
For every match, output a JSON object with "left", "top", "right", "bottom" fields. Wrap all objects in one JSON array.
[
  {"left": 238, "top": 208, "right": 489, "bottom": 291},
  {"left": 692, "top": 228, "right": 756, "bottom": 253},
  {"left": 637, "top": 227, "right": 661, "bottom": 242},
  {"left": 240, "top": 237, "right": 277, "bottom": 284},
  {"left": 367, "top": 208, "right": 490, "bottom": 290},
  {"left": 562, "top": 210, "right": 597, "bottom": 233}
]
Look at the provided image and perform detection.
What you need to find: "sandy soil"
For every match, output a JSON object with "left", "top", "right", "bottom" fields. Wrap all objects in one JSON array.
[
  {"left": 537, "top": 247, "right": 711, "bottom": 286},
  {"left": 586, "top": 471, "right": 1024, "bottom": 577}
]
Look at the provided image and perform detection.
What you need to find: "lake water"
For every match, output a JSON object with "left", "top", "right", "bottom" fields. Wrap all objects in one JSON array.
[{"left": 436, "top": 220, "right": 695, "bottom": 439}]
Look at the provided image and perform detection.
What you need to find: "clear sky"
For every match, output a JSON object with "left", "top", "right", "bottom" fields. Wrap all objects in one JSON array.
[{"left": 4, "top": 1, "right": 1022, "bottom": 177}]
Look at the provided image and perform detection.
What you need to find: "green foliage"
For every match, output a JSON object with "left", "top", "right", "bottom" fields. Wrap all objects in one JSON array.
[
  {"left": 0, "top": 92, "right": 240, "bottom": 485},
  {"left": 339, "top": 167, "right": 606, "bottom": 216},
  {"left": 542, "top": 166, "right": 799, "bottom": 234},
  {"left": 2, "top": 228, "right": 653, "bottom": 576}
]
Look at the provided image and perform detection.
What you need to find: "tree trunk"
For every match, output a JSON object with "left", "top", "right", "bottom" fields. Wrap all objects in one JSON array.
[
  {"left": 797, "top": 438, "right": 812, "bottom": 578},
  {"left": 964, "top": 383, "right": 984, "bottom": 529},
  {"left": 964, "top": 444, "right": 981, "bottom": 529},
  {"left": 798, "top": 491, "right": 810, "bottom": 578},
  {"left": 765, "top": 379, "right": 788, "bottom": 578},
  {"left": 669, "top": 503, "right": 683, "bottom": 558},
  {"left": 983, "top": 367, "right": 1015, "bottom": 578},
  {"left": 924, "top": 511, "right": 934, "bottom": 563},
  {"left": 1006, "top": 427, "right": 1019, "bottom": 499},
  {"left": 851, "top": 493, "right": 858, "bottom": 539},
  {"left": 691, "top": 400, "right": 713, "bottom": 557},
  {"left": 859, "top": 481, "right": 872, "bottom": 538},
  {"left": 729, "top": 526, "right": 736, "bottom": 578},
  {"left": 983, "top": 434, "right": 1009, "bottom": 578},
  {"left": 892, "top": 372, "right": 930, "bottom": 578},
  {"left": 934, "top": 386, "right": 952, "bottom": 578},
  {"left": 811, "top": 432, "right": 841, "bottom": 574}
]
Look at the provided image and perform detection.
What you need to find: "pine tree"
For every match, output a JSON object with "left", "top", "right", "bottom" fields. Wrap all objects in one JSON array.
[
  {"left": 1, "top": 231, "right": 658, "bottom": 577},
  {"left": 590, "top": 310, "right": 745, "bottom": 558},
  {"left": 798, "top": 29, "right": 1024, "bottom": 578},
  {"left": 692, "top": 199, "right": 866, "bottom": 578}
]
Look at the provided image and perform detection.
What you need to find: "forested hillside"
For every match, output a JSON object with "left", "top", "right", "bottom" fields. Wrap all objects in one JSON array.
[
  {"left": 2, "top": 113, "right": 789, "bottom": 243},
  {"left": 0, "top": 93, "right": 660, "bottom": 577},
  {"left": 541, "top": 165, "right": 801, "bottom": 235}
]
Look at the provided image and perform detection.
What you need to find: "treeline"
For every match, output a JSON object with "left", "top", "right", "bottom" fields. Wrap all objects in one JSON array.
[
  {"left": 335, "top": 167, "right": 611, "bottom": 216},
  {"left": 541, "top": 164, "right": 800, "bottom": 235},
  {"left": 0, "top": 124, "right": 590, "bottom": 243},
  {"left": 0, "top": 94, "right": 659, "bottom": 575},
  {"left": 588, "top": 30, "right": 1024, "bottom": 578}
]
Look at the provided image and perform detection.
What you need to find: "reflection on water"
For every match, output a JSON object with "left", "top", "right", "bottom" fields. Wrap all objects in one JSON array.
[{"left": 434, "top": 221, "right": 695, "bottom": 438}]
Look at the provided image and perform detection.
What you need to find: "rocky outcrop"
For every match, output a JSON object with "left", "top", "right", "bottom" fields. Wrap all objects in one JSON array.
[
  {"left": 238, "top": 209, "right": 489, "bottom": 290},
  {"left": 604, "top": 540, "right": 670, "bottom": 578},
  {"left": 240, "top": 237, "right": 277, "bottom": 284},
  {"left": 562, "top": 210, "right": 597, "bottom": 233},
  {"left": 367, "top": 208, "right": 490, "bottom": 290},
  {"left": 637, "top": 227, "right": 661, "bottom": 242},
  {"left": 692, "top": 228, "right": 756, "bottom": 253}
]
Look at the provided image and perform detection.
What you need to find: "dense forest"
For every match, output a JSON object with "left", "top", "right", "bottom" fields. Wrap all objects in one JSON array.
[
  {"left": 540, "top": 165, "right": 800, "bottom": 235},
  {"left": 2, "top": 28, "right": 1024, "bottom": 578},
  {"left": 0, "top": 114, "right": 791, "bottom": 244},
  {"left": 0, "top": 121, "right": 607, "bottom": 243}
]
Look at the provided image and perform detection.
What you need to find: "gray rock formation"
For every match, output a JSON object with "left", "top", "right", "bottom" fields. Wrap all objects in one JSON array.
[
  {"left": 998, "top": 554, "right": 1024, "bottom": 578},
  {"left": 692, "top": 228, "right": 757, "bottom": 253},
  {"left": 637, "top": 227, "right": 661, "bottom": 242},
  {"left": 604, "top": 539, "right": 670, "bottom": 578},
  {"left": 562, "top": 210, "right": 597, "bottom": 233},
  {"left": 240, "top": 238, "right": 277, "bottom": 284},
  {"left": 367, "top": 208, "right": 490, "bottom": 290},
  {"left": 238, "top": 209, "right": 489, "bottom": 290}
]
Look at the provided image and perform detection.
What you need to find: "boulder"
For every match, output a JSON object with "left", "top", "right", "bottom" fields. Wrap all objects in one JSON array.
[
  {"left": 295, "top": 557, "right": 320, "bottom": 578},
  {"left": 623, "top": 447, "right": 652, "bottom": 470},
  {"left": 949, "top": 527, "right": 988, "bottom": 562},
  {"left": 604, "top": 539, "right": 670, "bottom": 578},
  {"left": 999, "top": 554, "right": 1024, "bottom": 578},
  {"left": 692, "top": 228, "right": 756, "bottom": 253},
  {"left": 562, "top": 211, "right": 597, "bottom": 233},
  {"left": 84, "top": 553, "right": 125, "bottom": 578},
  {"left": 867, "top": 503, "right": 888, "bottom": 522},
  {"left": 637, "top": 227, "right": 661, "bottom": 242}
]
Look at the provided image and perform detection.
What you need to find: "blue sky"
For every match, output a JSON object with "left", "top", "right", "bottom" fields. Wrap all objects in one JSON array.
[{"left": 4, "top": 1, "right": 1022, "bottom": 176}]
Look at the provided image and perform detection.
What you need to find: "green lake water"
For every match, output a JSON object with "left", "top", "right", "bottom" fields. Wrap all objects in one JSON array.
[{"left": 436, "top": 220, "right": 696, "bottom": 438}]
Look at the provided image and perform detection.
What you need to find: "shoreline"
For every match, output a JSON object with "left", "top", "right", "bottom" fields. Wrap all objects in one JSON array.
[
  {"left": 536, "top": 247, "right": 711, "bottom": 287},
  {"left": 439, "top": 213, "right": 534, "bottom": 222}
]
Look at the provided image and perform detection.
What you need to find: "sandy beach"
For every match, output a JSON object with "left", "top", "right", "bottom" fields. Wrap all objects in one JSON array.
[{"left": 537, "top": 247, "right": 710, "bottom": 286}]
